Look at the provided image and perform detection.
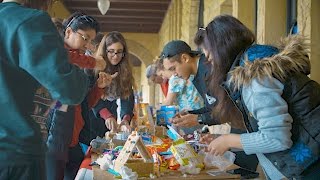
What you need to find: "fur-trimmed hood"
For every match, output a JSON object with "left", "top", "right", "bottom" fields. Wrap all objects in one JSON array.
[{"left": 229, "top": 35, "right": 310, "bottom": 90}]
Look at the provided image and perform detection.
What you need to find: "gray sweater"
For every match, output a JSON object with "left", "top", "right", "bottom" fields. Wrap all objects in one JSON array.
[{"left": 240, "top": 77, "right": 293, "bottom": 179}]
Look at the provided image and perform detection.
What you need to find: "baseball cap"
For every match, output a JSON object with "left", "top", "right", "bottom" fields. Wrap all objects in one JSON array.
[{"left": 160, "top": 40, "right": 201, "bottom": 58}]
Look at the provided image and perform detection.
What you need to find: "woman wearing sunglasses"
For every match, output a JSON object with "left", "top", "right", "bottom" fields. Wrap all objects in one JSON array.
[{"left": 45, "top": 12, "right": 114, "bottom": 180}]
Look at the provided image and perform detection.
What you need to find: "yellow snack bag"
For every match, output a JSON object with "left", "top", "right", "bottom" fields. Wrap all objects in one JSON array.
[{"left": 170, "top": 139, "right": 204, "bottom": 169}]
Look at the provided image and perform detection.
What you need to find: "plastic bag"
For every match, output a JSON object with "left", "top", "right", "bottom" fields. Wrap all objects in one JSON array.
[
  {"left": 203, "top": 151, "right": 236, "bottom": 171},
  {"left": 119, "top": 166, "right": 138, "bottom": 180}
]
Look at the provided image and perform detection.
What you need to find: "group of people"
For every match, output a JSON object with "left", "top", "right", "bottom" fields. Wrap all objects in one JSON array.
[
  {"left": 1, "top": 0, "right": 319, "bottom": 179},
  {"left": 147, "top": 13, "right": 320, "bottom": 180},
  {"left": 1, "top": 0, "right": 135, "bottom": 180}
]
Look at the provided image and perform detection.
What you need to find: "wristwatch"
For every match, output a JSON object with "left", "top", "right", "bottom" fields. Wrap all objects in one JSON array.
[{"left": 197, "top": 114, "right": 204, "bottom": 124}]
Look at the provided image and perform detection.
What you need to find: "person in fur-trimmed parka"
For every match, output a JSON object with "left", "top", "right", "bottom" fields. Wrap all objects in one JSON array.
[{"left": 195, "top": 15, "right": 320, "bottom": 179}]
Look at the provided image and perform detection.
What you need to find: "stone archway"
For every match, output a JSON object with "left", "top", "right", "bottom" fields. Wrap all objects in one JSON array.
[
  {"left": 126, "top": 39, "right": 156, "bottom": 105},
  {"left": 126, "top": 39, "right": 154, "bottom": 66}
]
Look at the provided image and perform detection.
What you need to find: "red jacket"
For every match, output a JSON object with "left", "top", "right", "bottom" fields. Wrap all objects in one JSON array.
[
  {"left": 70, "top": 85, "right": 104, "bottom": 147},
  {"left": 160, "top": 81, "right": 169, "bottom": 97},
  {"left": 65, "top": 44, "right": 96, "bottom": 69},
  {"left": 64, "top": 44, "right": 102, "bottom": 147}
]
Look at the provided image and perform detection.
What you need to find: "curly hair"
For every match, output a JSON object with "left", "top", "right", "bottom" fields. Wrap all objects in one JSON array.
[{"left": 95, "top": 31, "right": 134, "bottom": 99}]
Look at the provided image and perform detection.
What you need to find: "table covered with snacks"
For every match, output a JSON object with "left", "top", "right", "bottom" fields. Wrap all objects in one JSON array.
[
  {"left": 91, "top": 152, "right": 240, "bottom": 179},
  {"left": 75, "top": 125, "right": 241, "bottom": 180}
]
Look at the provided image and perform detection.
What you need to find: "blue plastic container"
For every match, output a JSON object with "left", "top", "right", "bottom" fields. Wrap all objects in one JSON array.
[{"left": 156, "top": 105, "right": 178, "bottom": 126}]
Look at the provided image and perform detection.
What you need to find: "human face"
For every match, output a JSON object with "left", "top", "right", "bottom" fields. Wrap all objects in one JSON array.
[
  {"left": 150, "top": 75, "right": 164, "bottom": 84},
  {"left": 106, "top": 42, "right": 124, "bottom": 65},
  {"left": 163, "top": 54, "right": 192, "bottom": 80},
  {"left": 156, "top": 69, "right": 172, "bottom": 80},
  {"left": 65, "top": 27, "right": 96, "bottom": 53}
]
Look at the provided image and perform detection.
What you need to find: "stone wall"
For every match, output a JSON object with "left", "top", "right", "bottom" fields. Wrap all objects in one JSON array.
[
  {"left": 298, "top": 0, "right": 320, "bottom": 82},
  {"left": 48, "top": 0, "right": 320, "bottom": 108}
]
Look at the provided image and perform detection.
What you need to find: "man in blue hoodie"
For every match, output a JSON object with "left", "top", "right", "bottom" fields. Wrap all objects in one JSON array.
[{"left": 0, "top": 1, "right": 89, "bottom": 179}]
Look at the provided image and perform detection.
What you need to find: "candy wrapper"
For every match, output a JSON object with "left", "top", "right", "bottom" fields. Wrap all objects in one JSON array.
[
  {"left": 170, "top": 139, "right": 204, "bottom": 169},
  {"left": 167, "top": 157, "right": 180, "bottom": 170}
]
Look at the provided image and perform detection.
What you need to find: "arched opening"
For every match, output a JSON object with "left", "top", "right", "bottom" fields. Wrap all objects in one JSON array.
[{"left": 126, "top": 40, "right": 156, "bottom": 106}]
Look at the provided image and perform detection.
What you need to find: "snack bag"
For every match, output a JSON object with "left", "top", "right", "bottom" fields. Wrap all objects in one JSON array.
[{"left": 170, "top": 139, "right": 204, "bottom": 169}]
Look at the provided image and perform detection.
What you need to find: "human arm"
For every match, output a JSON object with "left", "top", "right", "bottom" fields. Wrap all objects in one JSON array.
[
  {"left": 170, "top": 93, "right": 216, "bottom": 127},
  {"left": 200, "top": 134, "right": 242, "bottom": 156},
  {"left": 162, "top": 92, "right": 177, "bottom": 105},
  {"left": 90, "top": 97, "right": 118, "bottom": 133},
  {"left": 99, "top": 107, "right": 117, "bottom": 133},
  {"left": 87, "top": 72, "right": 118, "bottom": 108},
  {"left": 170, "top": 96, "right": 216, "bottom": 127},
  {"left": 240, "top": 77, "right": 293, "bottom": 154},
  {"left": 18, "top": 12, "right": 89, "bottom": 104},
  {"left": 68, "top": 51, "right": 106, "bottom": 71},
  {"left": 203, "top": 77, "right": 293, "bottom": 156},
  {"left": 119, "top": 91, "right": 134, "bottom": 132},
  {"left": 163, "top": 75, "right": 184, "bottom": 105}
]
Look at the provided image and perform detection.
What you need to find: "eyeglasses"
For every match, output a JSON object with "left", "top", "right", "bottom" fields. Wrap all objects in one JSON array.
[
  {"left": 106, "top": 49, "right": 125, "bottom": 57},
  {"left": 74, "top": 31, "right": 89, "bottom": 42}
]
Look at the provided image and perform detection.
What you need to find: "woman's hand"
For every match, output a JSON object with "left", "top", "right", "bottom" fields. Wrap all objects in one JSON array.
[
  {"left": 97, "top": 72, "right": 118, "bottom": 88},
  {"left": 105, "top": 117, "right": 118, "bottom": 133},
  {"left": 199, "top": 133, "right": 216, "bottom": 145},
  {"left": 207, "top": 135, "right": 230, "bottom": 156},
  {"left": 119, "top": 119, "right": 131, "bottom": 133},
  {"left": 170, "top": 112, "right": 199, "bottom": 127},
  {"left": 205, "top": 134, "right": 242, "bottom": 156}
]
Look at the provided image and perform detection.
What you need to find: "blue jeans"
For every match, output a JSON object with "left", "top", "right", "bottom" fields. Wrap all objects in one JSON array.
[{"left": 46, "top": 108, "right": 75, "bottom": 180}]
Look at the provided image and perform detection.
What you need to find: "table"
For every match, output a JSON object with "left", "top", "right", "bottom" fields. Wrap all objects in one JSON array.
[{"left": 91, "top": 153, "right": 240, "bottom": 180}]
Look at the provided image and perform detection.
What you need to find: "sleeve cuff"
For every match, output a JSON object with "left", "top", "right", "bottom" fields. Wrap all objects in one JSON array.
[
  {"left": 122, "top": 114, "right": 131, "bottom": 123},
  {"left": 240, "top": 133, "right": 258, "bottom": 155},
  {"left": 99, "top": 108, "right": 114, "bottom": 120}
]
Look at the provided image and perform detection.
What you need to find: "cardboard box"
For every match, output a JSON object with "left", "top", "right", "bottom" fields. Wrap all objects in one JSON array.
[
  {"left": 155, "top": 126, "right": 167, "bottom": 137},
  {"left": 125, "top": 159, "right": 154, "bottom": 177}
]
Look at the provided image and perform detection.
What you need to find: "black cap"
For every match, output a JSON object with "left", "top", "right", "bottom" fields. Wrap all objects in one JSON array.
[{"left": 160, "top": 40, "right": 201, "bottom": 58}]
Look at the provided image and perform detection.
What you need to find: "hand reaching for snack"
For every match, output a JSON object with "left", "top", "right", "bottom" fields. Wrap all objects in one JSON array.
[
  {"left": 105, "top": 117, "right": 118, "bottom": 133},
  {"left": 119, "top": 119, "right": 131, "bottom": 133}
]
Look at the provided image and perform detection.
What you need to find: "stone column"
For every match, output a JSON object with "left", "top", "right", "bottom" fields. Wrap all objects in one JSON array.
[
  {"left": 180, "top": 0, "right": 200, "bottom": 48},
  {"left": 232, "top": 0, "right": 255, "bottom": 33},
  {"left": 256, "top": 0, "right": 287, "bottom": 44},
  {"left": 298, "top": 0, "right": 320, "bottom": 83},
  {"left": 204, "top": 0, "right": 232, "bottom": 26}
]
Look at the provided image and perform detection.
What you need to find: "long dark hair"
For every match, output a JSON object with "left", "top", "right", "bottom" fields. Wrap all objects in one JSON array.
[
  {"left": 194, "top": 15, "right": 255, "bottom": 128},
  {"left": 96, "top": 31, "right": 134, "bottom": 99}
]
